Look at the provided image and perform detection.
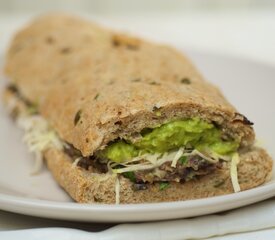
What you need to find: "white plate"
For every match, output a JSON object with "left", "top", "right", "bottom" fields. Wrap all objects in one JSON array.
[{"left": 0, "top": 50, "right": 274, "bottom": 223}]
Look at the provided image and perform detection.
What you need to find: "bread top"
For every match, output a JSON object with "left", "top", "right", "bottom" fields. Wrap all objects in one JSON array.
[{"left": 4, "top": 14, "right": 254, "bottom": 156}]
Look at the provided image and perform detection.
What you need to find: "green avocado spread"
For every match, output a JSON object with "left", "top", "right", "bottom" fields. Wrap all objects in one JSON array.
[{"left": 102, "top": 118, "right": 239, "bottom": 163}]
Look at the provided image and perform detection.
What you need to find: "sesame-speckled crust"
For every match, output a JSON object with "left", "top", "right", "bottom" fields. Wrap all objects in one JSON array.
[{"left": 4, "top": 13, "right": 254, "bottom": 156}]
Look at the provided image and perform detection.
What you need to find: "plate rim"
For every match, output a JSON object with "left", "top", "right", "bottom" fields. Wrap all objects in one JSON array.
[{"left": 0, "top": 182, "right": 275, "bottom": 218}]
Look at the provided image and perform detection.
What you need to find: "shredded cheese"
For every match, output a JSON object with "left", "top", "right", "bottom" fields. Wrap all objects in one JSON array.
[
  {"left": 17, "top": 115, "right": 64, "bottom": 174},
  {"left": 115, "top": 176, "right": 120, "bottom": 204},
  {"left": 111, "top": 148, "right": 229, "bottom": 174},
  {"left": 190, "top": 149, "right": 220, "bottom": 163},
  {"left": 171, "top": 147, "right": 184, "bottom": 167},
  {"left": 72, "top": 157, "right": 82, "bottom": 167},
  {"left": 230, "top": 153, "right": 241, "bottom": 192}
]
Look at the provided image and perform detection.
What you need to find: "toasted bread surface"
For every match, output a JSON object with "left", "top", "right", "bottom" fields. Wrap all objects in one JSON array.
[{"left": 4, "top": 14, "right": 254, "bottom": 156}]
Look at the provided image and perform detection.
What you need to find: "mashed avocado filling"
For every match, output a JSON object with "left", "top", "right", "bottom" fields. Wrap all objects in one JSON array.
[{"left": 102, "top": 118, "right": 239, "bottom": 163}]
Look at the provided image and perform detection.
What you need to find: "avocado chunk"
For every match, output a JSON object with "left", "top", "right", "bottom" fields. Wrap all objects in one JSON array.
[
  {"left": 102, "top": 141, "right": 138, "bottom": 163},
  {"left": 102, "top": 118, "right": 239, "bottom": 163}
]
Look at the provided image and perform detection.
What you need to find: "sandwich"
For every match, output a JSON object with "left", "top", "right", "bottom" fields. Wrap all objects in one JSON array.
[{"left": 3, "top": 14, "right": 273, "bottom": 204}]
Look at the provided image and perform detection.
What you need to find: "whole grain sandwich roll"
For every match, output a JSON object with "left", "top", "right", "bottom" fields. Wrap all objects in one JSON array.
[{"left": 3, "top": 14, "right": 272, "bottom": 204}]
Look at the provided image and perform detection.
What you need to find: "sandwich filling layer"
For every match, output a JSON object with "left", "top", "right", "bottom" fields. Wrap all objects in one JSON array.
[
  {"left": 89, "top": 118, "right": 240, "bottom": 187},
  {"left": 5, "top": 85, "right": 241, "bottom": 192}
]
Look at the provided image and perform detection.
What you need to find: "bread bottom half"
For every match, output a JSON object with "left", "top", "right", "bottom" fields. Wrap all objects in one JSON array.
[{"left": 45, "top": 147, "right": 272, "bottom": 204}]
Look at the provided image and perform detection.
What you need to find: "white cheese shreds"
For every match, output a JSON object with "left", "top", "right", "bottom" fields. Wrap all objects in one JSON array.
[
  {"left": 230, "top": 153, "right": 241, "bottom": 193},
  {"left": 142, "top": 153, "right": 161, "bottom": 165},
  {"left": 115, "top": 176, "right": 120, "bottom": 204},
  {"left": 17, "top": 116, "right": 63, "bottom": 151},
  {"left": 190, "top": 149, "right": 220, "bottom": 163},
  {"left": 113, "top": 163, "right": 156, "bottom": 174},
  {"left": 111, "top": 148, "right": 230, "bottom": 174},
  {"left": 171, "top": 147, "right": 184, "bottom": 167},
  {"left": 72, "top": 157, "right": 82, "bottom": 167},
  {"left": 112, "top": 152, "right": 171, "bottom": 174},
  {"left": 16, "top": 115, "right": 64, "bottom": 174}
]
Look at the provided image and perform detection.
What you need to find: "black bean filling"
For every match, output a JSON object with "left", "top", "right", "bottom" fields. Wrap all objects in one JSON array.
[
  {"left": 64, "top": 143, "right": 222, "bottom": 184},
  {"left": 133, "top": 157, "right": 222, "bottom": 184}
]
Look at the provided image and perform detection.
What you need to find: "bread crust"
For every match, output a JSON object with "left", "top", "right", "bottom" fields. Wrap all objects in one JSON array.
[
  {"left": 45, "top": 146, "right": 273, "bottom": 204},
  {"left": 4, "top": 14, "right": 254, "bottom": 156}
]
